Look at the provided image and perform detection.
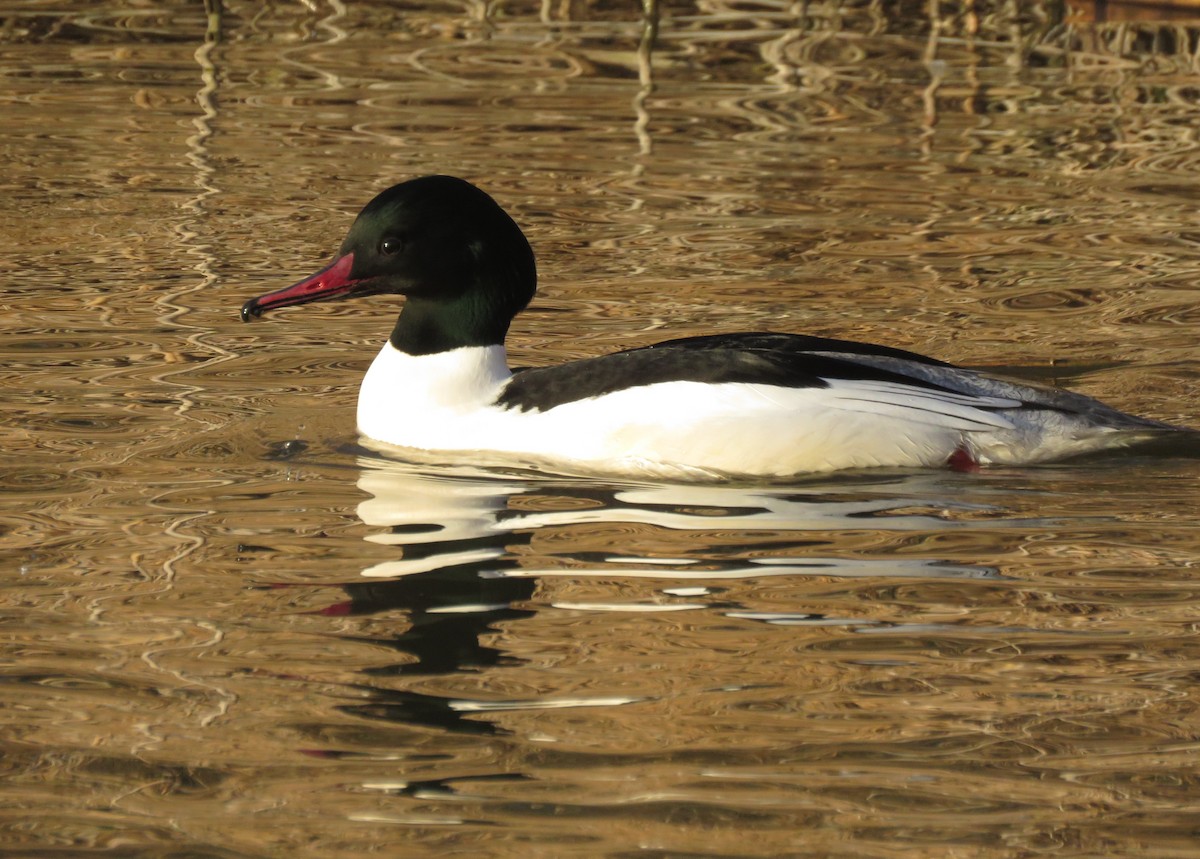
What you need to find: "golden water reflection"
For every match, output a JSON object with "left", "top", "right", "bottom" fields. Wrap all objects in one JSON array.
[{"left": 2, "top": 2, "right": 1200, "bottom": 856}]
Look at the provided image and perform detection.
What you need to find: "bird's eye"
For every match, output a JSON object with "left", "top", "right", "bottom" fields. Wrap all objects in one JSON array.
[{"left": 380, "top": 236, "right": 404, "bottom": 255}]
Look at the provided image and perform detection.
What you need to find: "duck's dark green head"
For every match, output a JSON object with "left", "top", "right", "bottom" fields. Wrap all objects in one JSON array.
[{"left": 241, "top": 175, "right": 537, "bottom": 355}]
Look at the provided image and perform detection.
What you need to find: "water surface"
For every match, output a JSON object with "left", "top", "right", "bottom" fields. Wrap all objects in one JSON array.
[{"left": 2, "top": 2, "right": 1200, "bottom": 856}]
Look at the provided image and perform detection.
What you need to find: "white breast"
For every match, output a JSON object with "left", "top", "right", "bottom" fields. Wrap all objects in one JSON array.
[{"left": 357, "top": 342, "right": 514, "bottom": 451}]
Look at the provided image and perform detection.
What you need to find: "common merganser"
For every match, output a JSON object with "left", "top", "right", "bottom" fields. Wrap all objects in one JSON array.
[{"left": 242, "top": 175, "right": 1185, "bottom": 479}]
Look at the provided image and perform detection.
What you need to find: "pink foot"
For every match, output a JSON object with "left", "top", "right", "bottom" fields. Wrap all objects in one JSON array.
[{"left": 947, "top": 446, "right": 981, "bottom": 472}]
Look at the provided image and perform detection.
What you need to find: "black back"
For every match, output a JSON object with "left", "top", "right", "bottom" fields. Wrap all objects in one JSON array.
[{"left": 496, "top": 332, "right": 957, "bottom": 412}]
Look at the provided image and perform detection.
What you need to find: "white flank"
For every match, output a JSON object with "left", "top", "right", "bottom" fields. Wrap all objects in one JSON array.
[{"left": 355, "top": 341, "right": 1148, "bottom": 477}]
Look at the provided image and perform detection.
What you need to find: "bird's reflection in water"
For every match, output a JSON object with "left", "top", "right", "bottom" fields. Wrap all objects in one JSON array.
[{"left": 317, "top": 453, "right": 1007, "bottom": 735}]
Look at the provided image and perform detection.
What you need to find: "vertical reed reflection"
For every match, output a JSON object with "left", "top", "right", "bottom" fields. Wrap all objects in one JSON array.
[
  {"left": 634, "top": 0, "right": 659, "bottom": 156},
  {"left": 167, "top": 0, "right": 236, "bottom": 429}
]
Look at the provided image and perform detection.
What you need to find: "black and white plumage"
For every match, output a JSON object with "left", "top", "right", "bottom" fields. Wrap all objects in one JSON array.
[{"left": 241, "top": 175, "right": 1184, "bottom": 479}]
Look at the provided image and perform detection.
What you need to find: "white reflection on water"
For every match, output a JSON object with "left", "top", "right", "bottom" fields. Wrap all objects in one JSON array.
[{"left": 353, "top": 453, "right": 1009, "bottom": 584}]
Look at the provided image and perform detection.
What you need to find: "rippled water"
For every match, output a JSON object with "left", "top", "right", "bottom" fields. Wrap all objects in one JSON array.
[{"left": 3, "top": 2, "right": 1200, "bottom": 856}]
